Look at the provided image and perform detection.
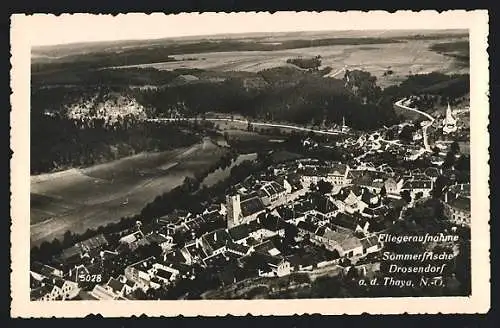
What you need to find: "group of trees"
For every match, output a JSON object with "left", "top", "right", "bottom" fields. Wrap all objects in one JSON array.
[
  {"left": 31, "top": 112, "right": 200, "bottom": 174},
  {"left": 286, "top": 55, "right": 322, "bottom": 70},
  {"left": 382, "top": 72, "right": 470, "bottom": 107}
]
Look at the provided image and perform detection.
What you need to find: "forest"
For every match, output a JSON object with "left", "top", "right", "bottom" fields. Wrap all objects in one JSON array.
[
  {"left": 30, "top": 112, "right": 200, "bottom": 174},
  {"left": 31, "top": 65, "right": 469, "bottom": 174}
]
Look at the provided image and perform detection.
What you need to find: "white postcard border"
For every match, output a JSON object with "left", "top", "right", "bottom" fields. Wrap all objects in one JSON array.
[{"left": 10, "top": 10, "right": 490, "bottom": 317}]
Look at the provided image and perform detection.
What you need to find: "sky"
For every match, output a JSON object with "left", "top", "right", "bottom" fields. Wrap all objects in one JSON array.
[{"left": 18, "top": 11, "right": 474, "bottom": 47}]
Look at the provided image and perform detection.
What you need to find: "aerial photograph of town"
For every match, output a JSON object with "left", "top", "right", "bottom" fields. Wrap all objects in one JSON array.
[{"left": 29, "top": 20, "right": 471, "bottom": 301}]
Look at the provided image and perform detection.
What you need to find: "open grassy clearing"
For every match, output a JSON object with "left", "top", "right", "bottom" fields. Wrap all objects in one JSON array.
[{"left": 30, "top": 138, "right": 228, "bottom": 245}]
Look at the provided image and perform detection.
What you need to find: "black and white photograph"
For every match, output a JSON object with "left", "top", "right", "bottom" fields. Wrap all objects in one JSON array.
[{"left": 10, "top": 11, "right": 490, "bottom": 316}]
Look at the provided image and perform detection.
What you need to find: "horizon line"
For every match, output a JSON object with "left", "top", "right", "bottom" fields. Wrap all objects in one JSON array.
[{"left": 31, "top": 28, "right": 469, "bottom": 50}]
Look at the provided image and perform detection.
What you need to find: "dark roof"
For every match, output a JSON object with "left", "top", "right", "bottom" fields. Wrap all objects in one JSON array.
[
  {"left": 145, "top": 232, "right": 169, "bottom": 244},
  {"left": 156, "top": 269, "right": 173, "bottom": 281},
  {"left": 360, "top": 235, "right": 379, "bottom": 249},
  {"left": 228, "top": 224, "right": 250, "bottom": 241},
  {"left": 80, "top": 234, "right": 108, "bottom": 251},
  {"left": 107, "top": 278, "right": 125, "bottom": 293},
  {"left": 202, "top": 229, "right": 230, "bottom": 252},
  {"left": 240, "top": 196, "right": 265, "bottom": 217},
  {"left": 402, "top": 180, "right": 433, "bottom": 190},
  {"left": 361, "top": 189, "right": 378, "bottom": 204},
  {"left": 253, "top": 240, "right": 278, "bottom": 255},
  {"left": 260, "top": 181, "right": 286, "bottom": 197},
  {"left": 226, "top": 241, "right": 250, "bottom": 255},
  {"left": 31, "top": 262, "right": 61, "bottom": 278},
  {"left": 247, "top": 219, "right": 263, "bottom": 233},
  {"left": 352, "top": 171, "right": 386, "bottom": 189},
  {"left": 297, "top": 220, "right": 317, "bottom": 234},
  {"left": 316, "top": 225, "right": 327, "bottom": 237},
  {"left": 60, "top": 245, "right": 81, "bottom": 261},
  {"left": 332, "top": 213, "right": 365, "bottom": 231},
  {"left": 156, "top": 214, "right": 181, "bottom": 225},
  {"left": 448, "top": 196, "right": 471, "bottom": 212},
  {"left": 30, "top": 284, "right": 55, "bottom": 300},
  {"left": 52, "top": 277, "right": 66, "bottom": 288}
]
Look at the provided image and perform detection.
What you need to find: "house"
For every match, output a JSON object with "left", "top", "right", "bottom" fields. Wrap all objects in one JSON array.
[
  {"left": 299, "top": 163, "right": 350, "bottom": 187},
  {"left": 30, "top": 276, "right": 78, "bottom": 301},
  {"left": 105, "top": 276, "right": 136, "bottom": 297},
  {"left": 239, "top": 252, "right": 291, "bottom": 277},
  {"left": 228, "top": 223, "right": 251, "bottom": 245},
  {"left": 124, "top": 257, "right": 157, "bottom": 291},
  {"left": 119, "top": 230, "right": 147, "bottom": 251},
  {"left": 199, "top": 229, "right": 231, "bottom": 258},
  {"left": 247, "top": 219, "right": 280, "bottom": 242},
  {"left": 319, "top": 229, "right": 364, "bottom": 258},
  {"left": 275, "top": 175, "right": 293, "bottom": 194},
  {"left": 145, "top": 232, "right": 174, "bottom": 252},
  {"left": 444, "top": 195, "right": 471, "bottom": 226},
  {"left": 265, "top": 256, "right": 291, "bottom": 277},
  {"left": 384, "top": 176, "right": 405, "bottom": 198},
  {"left": 338, "top": 236, "right": 364, "bottom": 258},
  {"left": 359, "top": 235, "right": 383, "bottom": 255},
  {"left": 59, "top": 234, "right": 109, "bottom": 263},
  {"left": 226, "top": 240, "right": 252, "bottom": 257},
  {"left": 30, "top": 283, "right": 62, "bottom": 301},
  {"left": 332, "top": 213, "right": 370, "bottom": 234},
  {"left": 253, "top": 239, "right": 282, "bottom": 257},
  {"left": 339, "top": 189, "right": 368, "bottom": 214},
  {"left": 226, "top": 192, "right": 266, "bottom": 228},
  {"left": 152, "top": 262, "right": 180, "bottom": 285},
  {"left": 258, "top": 181, "right": 287, "bottom": 206},
  {"left": 31, "top": 262, "right": 64, "bottom": 280},
  {"left": 361, "top": 189, "right": 380, "bottom": 206},
  {"left": 361, "top": 204, "right": 388, "bottom": 219},
  {"left": 180, "top": 241, "right": 208, "bottom": 265},
  {"left": 52, "top": 277, "right": 79, "bottom": 300},
  {"left": 401, "top": 177, "right": 434, "bottom": 199},
  {"left": 90, "top": 284, "right": 125, "bottom": 300},
  {"left": 351, "top": 170, "right": 387, "bottom": 194}
]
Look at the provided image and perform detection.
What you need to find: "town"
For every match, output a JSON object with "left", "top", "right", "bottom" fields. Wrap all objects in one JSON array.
[{"left": 30, "top": 98, "right": 471, "bottom": 301}]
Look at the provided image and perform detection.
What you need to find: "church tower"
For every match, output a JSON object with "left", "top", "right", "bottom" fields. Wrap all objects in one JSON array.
[
  {"left": 226, "top": 194, "right": 242, "bottom": 228},
  {"left": 341, "top": 116, "right": 349, "bottom": 133},
  {"left": 443, "top": 103, "right": 458, "bottom": 134}
]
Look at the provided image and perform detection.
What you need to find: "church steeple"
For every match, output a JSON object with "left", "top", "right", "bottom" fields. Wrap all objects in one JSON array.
[
  {"left": 341, "top": 116, "right": 348, "bottom": 133},
  {"left": 443, "top": 102, "right": 458, "bottom": 134}
]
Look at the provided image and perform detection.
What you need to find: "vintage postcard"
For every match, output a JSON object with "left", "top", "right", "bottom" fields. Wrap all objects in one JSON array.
[{"left": 10, "top": 10, "right": 490, "bottom": 317}]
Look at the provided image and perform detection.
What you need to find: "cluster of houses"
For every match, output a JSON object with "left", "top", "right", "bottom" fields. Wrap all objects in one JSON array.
[
  {"left": 30, "top": 262, "right": 79, "bottom": 301},
  {"left": 31, "top": 149, "right": 468, "bottom": 301}
]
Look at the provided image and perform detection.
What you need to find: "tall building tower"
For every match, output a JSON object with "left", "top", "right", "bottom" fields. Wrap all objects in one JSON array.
[
  {"left": 443, "top": 103, "right": 458, "bottom": 134},
  {"left": 226, "top": 194, "right": 242, "bottom": 228},
  {"left": 341, "top": 116, "right": 350, "bottom": 133}
]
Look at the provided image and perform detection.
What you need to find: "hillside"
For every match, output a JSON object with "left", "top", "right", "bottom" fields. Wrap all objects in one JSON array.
[{"left": 31, "top": 63, "right": 470, "bottom": 175}]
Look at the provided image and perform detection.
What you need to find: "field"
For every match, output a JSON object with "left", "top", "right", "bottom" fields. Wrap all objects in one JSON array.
[
  {"left": 30, "top": 138, "right": 227, "bottom": 245},
  {"left": 110, "top": 38, "right": 469, "bottom": 88}
]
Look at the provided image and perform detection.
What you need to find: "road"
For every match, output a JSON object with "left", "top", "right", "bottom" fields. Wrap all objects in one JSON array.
[
  {"left": 394, "top": 98, "right": 435, "bottom": 152},
  {"left": 147, "top": 117, "right": 346, "bottom": 136},
  {"left": 149, "top": 97, "right": 434, "bottom": 150}
]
